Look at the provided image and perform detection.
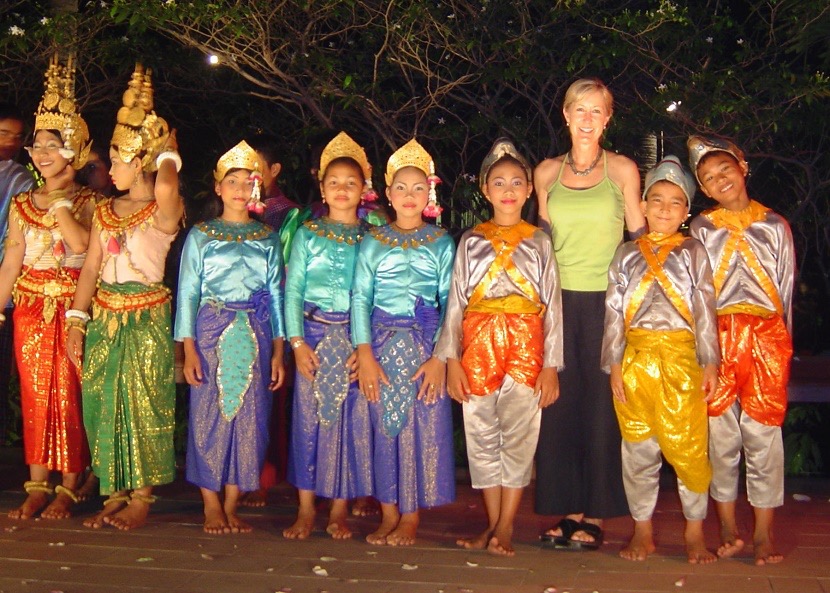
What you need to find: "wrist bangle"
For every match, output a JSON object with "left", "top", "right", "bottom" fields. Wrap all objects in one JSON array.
[
  {"left": 65, "top": 309, "right": 91, "bottom": 323},
  {"left": 290, "top": 338, "right": 305, "bottom": 350},
  {"left": 156, "top": 151, "right": 182, "bottom": 172},
  {"left": 48, "top": 199, "right": 74, "bottom": 215}
]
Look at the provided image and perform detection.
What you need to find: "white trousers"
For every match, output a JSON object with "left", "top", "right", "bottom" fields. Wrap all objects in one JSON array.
[
  {"left": 463, "top": 375, "right": 541, "bottom": 489},
  {"left": 709, "top": 401, "right": 784, "bottom": 508},
  {"left": 622, "top": 437, "right": 708, "bottom": 522}
]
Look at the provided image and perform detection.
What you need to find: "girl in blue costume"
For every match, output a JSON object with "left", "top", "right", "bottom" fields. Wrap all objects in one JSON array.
[
  {"left": 353, "top": 139, "right": 456, "bottom": 546},
  {"left": 175, "top": 141, "right": 285, "bottom": 534},
  {"left": 283, "top": 132, "right": 376, "bottom": 540}
]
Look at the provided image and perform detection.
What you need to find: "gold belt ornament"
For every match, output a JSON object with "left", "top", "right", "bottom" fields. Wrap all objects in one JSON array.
[{"left": 13, "top": 272, "right": 77, "bottom": 324}]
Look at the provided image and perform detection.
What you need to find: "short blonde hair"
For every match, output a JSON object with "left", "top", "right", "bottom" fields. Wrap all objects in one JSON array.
[{"left": 562, "top": 78, "right": 614, "bottom": 117}]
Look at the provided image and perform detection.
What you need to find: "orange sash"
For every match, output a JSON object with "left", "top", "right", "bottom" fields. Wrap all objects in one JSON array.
[
  {"left": 705, "top": 201, "right": 784, "bottom": 316},
  {"left": 466, "top": 221, "right": 543, "bottom": 315},
  {"left": 625, "top": 233, "right": 692, "bottom": 329}
]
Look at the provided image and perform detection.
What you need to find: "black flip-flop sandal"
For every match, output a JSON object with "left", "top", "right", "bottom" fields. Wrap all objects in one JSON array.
[{"left": 540, "top": 517, "right": 581, "bottom": 545}]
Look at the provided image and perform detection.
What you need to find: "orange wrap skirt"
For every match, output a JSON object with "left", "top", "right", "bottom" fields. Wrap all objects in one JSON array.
[
  {"left": 709, "top": 313, "right": 792, "bottom": 427},
  {"left": 13, "top": 267, "right": 89, "bottom": 472},
  {"left": 461, "top": 311, "right": 543, "bottom": 396}
]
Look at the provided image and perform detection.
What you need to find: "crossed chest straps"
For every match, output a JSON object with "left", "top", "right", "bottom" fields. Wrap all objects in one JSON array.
[
  {"left": 710, "top": 226, "right": 784, "bottom": 317},
  {"left": 466, "top": 221, "right": 543, "bottom": 314},
  {"left": 625, "top": 235, "right": 693, "bottom": 330}
]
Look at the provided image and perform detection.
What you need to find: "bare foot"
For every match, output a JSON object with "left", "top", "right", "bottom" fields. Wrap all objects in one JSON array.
[
  {"left": 8, "top": 491, "right": 49, "bottom": 520},
  {"left": 326, "top": 519, "right": 353, "bottom": 540},
  {"left": 456, "top": 528, "right": 492, "bottom": 550},
  {"left": 685, "top": 520, "right": 717, "bottom": 564},
  {"left": 386, "top": 513, "right": 418, "bottom": 546},
  {"left": 105, "top": 497, "right": 152, "bottom": 531},
  {"left": 620, "top": 521, "right": 655, "bottom": 561},
  {"left": 239, "top": 489, "right": 267, "bottom": 508},
  {"left": 366, "top": 509, "right": 400, "bottom": 545},
  {"left": 487, "top": 536, "right": 515, "bottom": 557},
  {"left": 717, "top": 527, "right": 745, "bottom": 559},
  {"left": 204, "top": 506, "right": 230, "bottom": 535},
  {"left": 352, "top": 496, "right": 379, "bottom": 517},
  {"left": 283, "top": 508, "right": 315, "bottom": 539},
  {"left": 226, "top": 512, "right": 253, "bottom": 534},
  {"left": 620, "top": 538, "right": 655, "bottom": 561},
  {"left": 76, "top": 472, "right": 99, "bottom": 502},
  {"left": 84, "top": 496, "right": 128, "bottom": 528},
  {"left": 754, "top": 538, "right": 783, "bottom": 566},
  {"left": 41, "top": 487, "right": 77, "bottom": 520},
  {"left": 688, "top": 543, "right": 718, "bottom": 564}
]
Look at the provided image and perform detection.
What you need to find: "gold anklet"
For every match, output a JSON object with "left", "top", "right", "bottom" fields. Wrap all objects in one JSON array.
[
  {"left": 23, "top": 480, "right": 53, "bottom": 494},
  {"left": 102, "top": 495, "right": 130, "bottom": 506},
  {"left": 54, "top": 485, "right": 79, "bottom": 503},
  {"left": 129, "top": 492, "right": 157, "bottom": 505}
]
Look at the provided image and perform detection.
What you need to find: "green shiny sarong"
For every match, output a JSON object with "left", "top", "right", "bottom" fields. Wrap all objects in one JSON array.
[{"left": 82, "top": 281, "right": 176, "bottom": 494}]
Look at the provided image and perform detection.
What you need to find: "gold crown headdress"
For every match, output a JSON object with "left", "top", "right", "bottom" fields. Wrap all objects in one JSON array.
[
  {"left": 33, "top": 53, "right": 91, "bottom": 170},
  {"left": 318, "top": 131, "right": 378, "bottom": 202},
  {"left": 214, "top": 140, "right": 264, "bottom": 213},
  {"left": 386, "top": 138, "right": 442, "bottom": 218},
  {"left": 111, "top": 64, "right": 170, "bottom": 172},
  {"left": 687, "top": 135, "right": 748, "bottom": 184}
]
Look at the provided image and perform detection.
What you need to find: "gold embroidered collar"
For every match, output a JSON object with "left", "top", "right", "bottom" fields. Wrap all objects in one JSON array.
[
  {"left": 370, "top": 223, "right": 445, "bottom": 249},
  {"left": 197, "top": 218, "right": 272, "bottom": 242},
  {"left": 305, "top": 217, "right": 368, "bottom": 245}
]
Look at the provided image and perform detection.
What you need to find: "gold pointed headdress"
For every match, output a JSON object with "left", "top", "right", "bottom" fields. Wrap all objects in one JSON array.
[
  {"left": 318, "top": 131, "right": 372, "bottom": 182},
  {"left": 386, "top": 138, "right": 443, "bottom": 217},
  {"left": 33, "top": 53, "right": 91, "bottom": 170},
  {"left": 111, "top": 64, "right": 170, "bottom": 172},
  {"left": 214, "top": 140, "right": 265, "bottom": 213},
  {"left": 384, "top": 138, "right": 434, "bottom": 186},
  {"left": 214, "top": 140, "right": 260, "bottom": 181}
]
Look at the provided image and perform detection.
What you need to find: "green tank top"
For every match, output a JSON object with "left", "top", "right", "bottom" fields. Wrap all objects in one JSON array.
[{"left": 546, "top": 151, "right": 625, "bottom": 291}]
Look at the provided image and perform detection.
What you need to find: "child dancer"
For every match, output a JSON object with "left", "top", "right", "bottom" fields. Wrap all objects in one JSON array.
[
  {"left": 601, "top": 156, "right": 719, "bottom": 563},
  {"left": 0, "top": 54, "right": 98, "bottom": 519},
  {"left": 67, "top": 64, "right": 183, "bottom": 531},
  {"left": 283, "top": 132, "right": 374, "bottom": 540},
  {"left": 175, "top": 141, "right": 285, "bottom": 534},
  {"left": 352, "top": 138, "right": 456, "bottom": 546},
  {"left": 687, "top": 136, "right": 794, "bottom": 565},
  {"left": 436, "top": 138, "right": 562, "bottom": 557}
]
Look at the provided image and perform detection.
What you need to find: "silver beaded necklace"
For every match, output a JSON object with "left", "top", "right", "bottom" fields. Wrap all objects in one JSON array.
[{"left": 566, "top": 149, "right": 603, "bottom": 177}]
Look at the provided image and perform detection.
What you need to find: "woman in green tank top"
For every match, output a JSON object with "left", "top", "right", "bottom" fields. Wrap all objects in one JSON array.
[{"left": 533, "top": 78, "right": 645, "bottom": 551}]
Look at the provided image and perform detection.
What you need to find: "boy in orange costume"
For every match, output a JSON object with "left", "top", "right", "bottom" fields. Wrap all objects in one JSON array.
[{"left": 688, "top": 135, "right": 794, "bottom": 565}]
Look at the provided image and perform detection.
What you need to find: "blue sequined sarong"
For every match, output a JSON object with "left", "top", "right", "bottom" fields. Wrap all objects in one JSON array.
[
  {"left": 287, "top": 303, "right": 373, "bottom": 499},
  {"left": 186, "top": 290, "right": 273, "bottom": 492},
  {"left": 370, "top": 302, "right": 455, "bottom": 513}
]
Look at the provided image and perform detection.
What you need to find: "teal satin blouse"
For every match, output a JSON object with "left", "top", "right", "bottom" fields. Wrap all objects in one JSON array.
[
  {"left": 351, "top": 223, "right": 455, "bottom": 346},
  {"left": 283, "top": 218, "right": 370, "bottom": 339},
  {"left": 174, "top": 219, "right": 285, "bottom": 340}
]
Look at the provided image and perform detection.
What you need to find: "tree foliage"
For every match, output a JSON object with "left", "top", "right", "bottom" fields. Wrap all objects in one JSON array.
[{"left": 1, "top": 0, "right": 829, "bottom": 348}]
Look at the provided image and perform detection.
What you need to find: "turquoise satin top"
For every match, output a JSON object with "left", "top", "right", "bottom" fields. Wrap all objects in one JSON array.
[
  {"left": 351, "top": 223, "right": 455, "bottom": 346},
  {"left": 283, "top": 218, "right": 370, "bottom": 339},
  {"left": 174, "top": 219, "right": 285, "bottom": 340}
]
